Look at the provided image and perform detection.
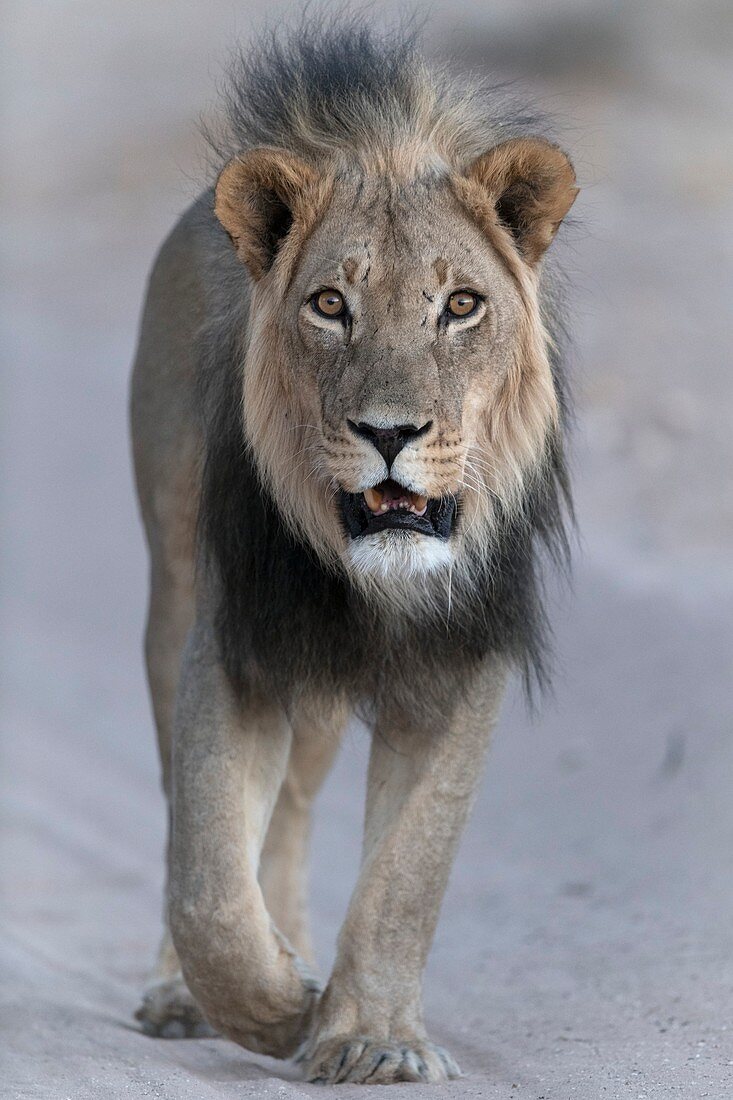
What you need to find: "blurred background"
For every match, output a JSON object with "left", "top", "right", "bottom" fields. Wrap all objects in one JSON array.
[{"left": 2, "top": 2, "right": 732, "bottom": 1097}]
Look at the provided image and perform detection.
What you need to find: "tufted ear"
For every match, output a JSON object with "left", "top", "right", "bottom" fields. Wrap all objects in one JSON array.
[
  {"left": 466, "top": 137, "right": 578, "bottom": 265},
  {"left": 214, "top": 147, "right": 322, "bottom": 280}
]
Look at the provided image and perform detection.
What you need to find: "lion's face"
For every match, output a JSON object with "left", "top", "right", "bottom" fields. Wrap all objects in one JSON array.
[
  {"left": 287, "top": 180, "right": 530, "bottom": 578},
  {"left": 215, "top": 140, "right": 577, "bottom": 591}
]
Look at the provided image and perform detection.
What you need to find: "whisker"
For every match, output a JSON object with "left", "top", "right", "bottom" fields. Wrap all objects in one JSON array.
[
  {"left": 285, "top": 422, "right": 322, "bottom": 433},
  {"left": 460, "top": 464, "right": 492, "bottom": 542},
  {"left": 465, "top": 452, "right": 501, "bottom": 478},
  {"left": 445, "top": 561, "right": 454, "bottom": 630}
]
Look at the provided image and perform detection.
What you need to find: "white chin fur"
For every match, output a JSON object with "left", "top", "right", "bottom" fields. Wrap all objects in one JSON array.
[{"left": 346, "top": 530, "right": 453, "bottom": 580}]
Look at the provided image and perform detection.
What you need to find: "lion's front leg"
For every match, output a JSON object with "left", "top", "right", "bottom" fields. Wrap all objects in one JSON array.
[
  {"left": 167, "top": 617, "right": 320, "bottom": 1058},
  {"left": 302, "top": 661, "right": 507, "bottom": 1084}
]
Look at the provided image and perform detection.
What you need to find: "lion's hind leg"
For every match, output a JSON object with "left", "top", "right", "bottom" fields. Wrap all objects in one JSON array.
[
  {"left": 134, "top": 549, "right": 212, "bottom": 1038},
  {"left": 258, "top": 697, "right": 347, "bottom": 964}
]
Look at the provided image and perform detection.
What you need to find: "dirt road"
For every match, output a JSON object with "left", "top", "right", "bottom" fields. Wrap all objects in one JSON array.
[{"left": 2, "top": 2, "right": 732, "bottom": 1096}]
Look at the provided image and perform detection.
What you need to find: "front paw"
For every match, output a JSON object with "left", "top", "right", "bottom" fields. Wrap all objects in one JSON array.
[{"left": 302, "top": 1035, "right": 461, "bottom": 1084}]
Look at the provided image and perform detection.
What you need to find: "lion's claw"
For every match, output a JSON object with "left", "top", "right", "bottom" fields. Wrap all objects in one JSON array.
[{"left": 302, "top": 1036, "right": 461, "bottom": 1084}]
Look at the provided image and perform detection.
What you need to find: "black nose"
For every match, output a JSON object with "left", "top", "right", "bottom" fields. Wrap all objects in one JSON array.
[{"left": 348, "top": 419, "right": 433, "bottom": 468}]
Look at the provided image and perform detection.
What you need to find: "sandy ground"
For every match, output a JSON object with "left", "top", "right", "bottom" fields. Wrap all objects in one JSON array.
[{"left": 2, "top": 2, "right": 732, "bottom": 1097}]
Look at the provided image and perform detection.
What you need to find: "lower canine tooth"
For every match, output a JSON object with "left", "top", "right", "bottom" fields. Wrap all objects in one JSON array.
[{"left": 414, "top": 494, "right": 428, "bottom": 512}]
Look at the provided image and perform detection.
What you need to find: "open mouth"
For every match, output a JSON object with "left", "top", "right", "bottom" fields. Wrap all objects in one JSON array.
[{"left": 339, "top": 479, "right": 458, "bottom": 540}]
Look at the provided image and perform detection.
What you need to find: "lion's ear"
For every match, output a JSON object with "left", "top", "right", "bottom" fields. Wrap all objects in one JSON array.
[
  {"left": 466, "top": 137, "right": 578, "bottom": 265},
  {"left": 214, "top": 148, "right": 321, "bottom": 280}
]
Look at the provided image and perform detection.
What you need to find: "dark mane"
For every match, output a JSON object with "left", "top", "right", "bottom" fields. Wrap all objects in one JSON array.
[
  {"left": 205, "top": 14, "right": 551, "bottom": 170},
  {"left": 198, "top": 321, "right": 570, "bottom": 714}
]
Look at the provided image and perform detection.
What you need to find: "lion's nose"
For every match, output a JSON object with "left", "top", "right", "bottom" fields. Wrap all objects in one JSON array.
[{"left": 347, "top": 419, "right": 433, "bottom": 469}]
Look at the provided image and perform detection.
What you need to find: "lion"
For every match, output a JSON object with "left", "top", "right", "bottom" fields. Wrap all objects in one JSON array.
[{"left": 130, "top": 19, "right": 577, "bottom": 1085}]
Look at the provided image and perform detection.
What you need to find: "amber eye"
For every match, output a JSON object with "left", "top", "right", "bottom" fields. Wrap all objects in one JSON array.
[
  {"left": 446, "top": 290, "right": 479, "bottom": 318},
  {"left": 312, "top": 289, "right": 346, "bottom": 318}
]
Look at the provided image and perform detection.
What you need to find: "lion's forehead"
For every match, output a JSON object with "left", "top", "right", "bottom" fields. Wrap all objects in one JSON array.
[{"left": 296, "top": 179, "right": 509, "bottom": 301}]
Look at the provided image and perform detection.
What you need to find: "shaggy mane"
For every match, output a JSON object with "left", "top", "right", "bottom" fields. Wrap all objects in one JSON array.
[
  {"left": 198, "top": 17, "right": 574, "bottom": 705},
  {"left": 206, "top": 15, "right": 551, "bottom": 174}
]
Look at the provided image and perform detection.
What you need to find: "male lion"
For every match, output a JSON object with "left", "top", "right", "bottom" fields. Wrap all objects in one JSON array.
[{"left": 131, "top": 21, "right": 577, "bottom": 1085}]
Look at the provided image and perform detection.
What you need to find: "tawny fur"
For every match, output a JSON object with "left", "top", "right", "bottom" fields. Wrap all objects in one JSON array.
[{"left": 130, "top": 20, "right": 577, "bottom": 1085}]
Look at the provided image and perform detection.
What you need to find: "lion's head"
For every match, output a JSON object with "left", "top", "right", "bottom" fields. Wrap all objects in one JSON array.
[{"left": 210, "top": 33, "right": 577, "bottom": 610}]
